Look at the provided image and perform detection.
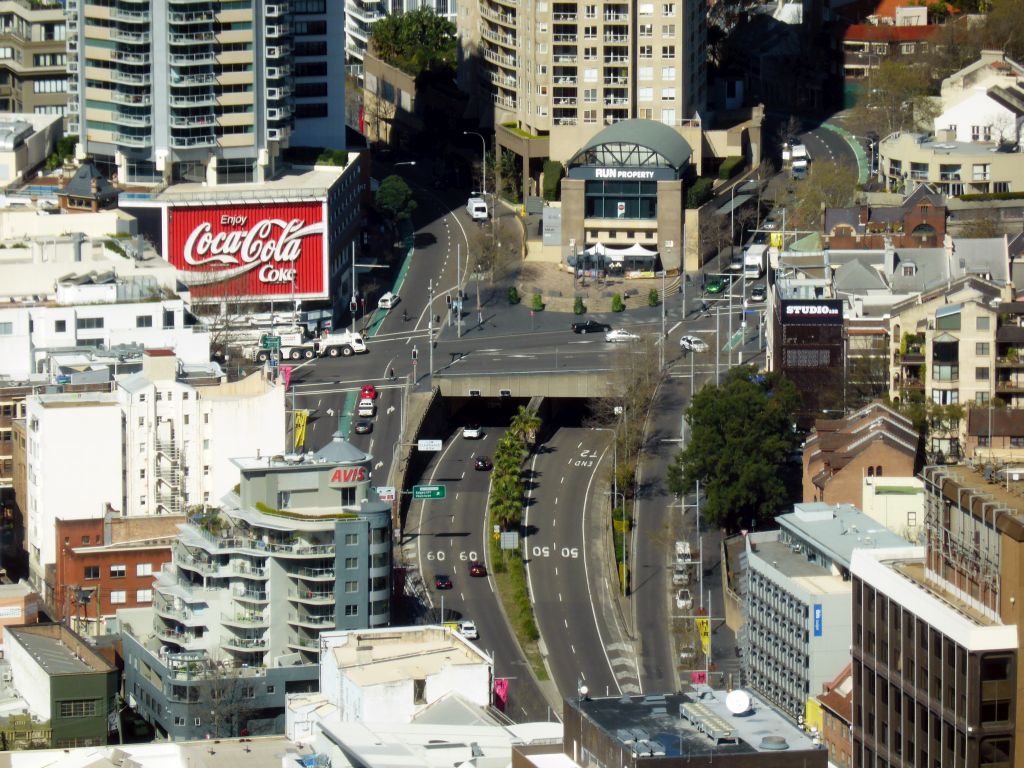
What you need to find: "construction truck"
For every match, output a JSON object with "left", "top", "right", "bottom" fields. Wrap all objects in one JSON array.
[
  {"left": 247, "top": 331, "right": 318, "bottom": 363},
  {"left": 316, "top": 330, "right": 368, "bottom": 357}
]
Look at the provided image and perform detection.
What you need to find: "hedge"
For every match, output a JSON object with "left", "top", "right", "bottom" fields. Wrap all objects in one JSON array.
[
  {"left": 958, "top": 191, "right": 1024, "bottom": 201},
  {"left": 542, "top": 159, "right": 564, "bottom": 201},
  {"left": 718, "top": 155, "right": 744, "bottom": 180},
  {"left": 686, "top": 177, "right": 714, "bottom": 209}
]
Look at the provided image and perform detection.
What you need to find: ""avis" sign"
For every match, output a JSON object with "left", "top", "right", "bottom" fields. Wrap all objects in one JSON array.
[{"left": 329, "top": 467, "right": 367, "bottom": 486}]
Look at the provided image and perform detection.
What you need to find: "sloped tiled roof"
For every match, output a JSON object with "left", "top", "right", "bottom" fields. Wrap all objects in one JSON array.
[
  {"left": 843, "top": 24, "right": 937, "bottom": 42},
  {"left": 804, "top": 403, "right": 918, "bottom": 483},
  {"left": 966, "top": 407, "right": 1024, "bottom": 437},
  {"left": 817, "top": 663, "right": 853, "bottom": 722}
]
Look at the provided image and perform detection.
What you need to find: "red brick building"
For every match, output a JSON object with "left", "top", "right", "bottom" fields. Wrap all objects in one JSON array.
[
  {"left": 54, "top": 514, "right": 183, "bottom": 635},
  {"left": 823, "top": 188, "right": 947, "bottom": 250},
  {"left": 817, "top": 663, "right": 853, "bottom": 768}
]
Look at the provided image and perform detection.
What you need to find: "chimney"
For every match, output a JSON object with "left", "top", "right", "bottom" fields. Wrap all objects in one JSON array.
[
  {"left": 884, "top": 236, "right": 896, "bottom": 276},
  {"left": 90, "top": 177, "right": 98, "bottom": 194}
]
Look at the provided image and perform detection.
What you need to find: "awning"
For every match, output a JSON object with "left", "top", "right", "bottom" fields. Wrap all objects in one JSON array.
[
  {"left": 935, "top": 303, "right": 962, "bottom": 318},
  {"left": 583, "top": 242, "right": 658, "bottom": 257}
]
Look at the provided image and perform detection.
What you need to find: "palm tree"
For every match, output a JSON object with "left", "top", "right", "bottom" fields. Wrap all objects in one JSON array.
[{"left": 510, "top": 406, "right": 541, "bottom": 447}]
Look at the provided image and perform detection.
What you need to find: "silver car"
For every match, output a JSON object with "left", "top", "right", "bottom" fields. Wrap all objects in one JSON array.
[{"left": 679, "top": 335, "right": 709, "bottom": 352}]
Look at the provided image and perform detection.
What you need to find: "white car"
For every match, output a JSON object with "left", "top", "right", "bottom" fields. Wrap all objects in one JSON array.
[
  {"left": 377, "top": 291, "right": 400, "bottom": 309},
  {"left": 458, "top": 620, "right": 478, "bottom": 640},
  {"left": 679, "top": 335, "right": 708, "bottom": 352},
  {"left": 605, "top": 328, "right": 640, "bottom": 343},
  {"left": 676, "top": 588, "right": 693, "bottom": 611},
  {"left": 462, "top": 424, "right": 484, "bottom": 439}
]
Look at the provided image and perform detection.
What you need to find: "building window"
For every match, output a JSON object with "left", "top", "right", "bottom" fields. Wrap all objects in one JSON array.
[
  {"left": 84, "top": 565, "right": 99, "bottom": 579},
  {"left": 0, "top": 322, "right": 12, "bottom": 335},
  {"left": 345, "top": 533, "right": 358, "bottom": 545},
  {"left": 638, "top": 66, "right": 653, "bottom": 81},
  {"left": 662, "top": 45, "right": 676, "bottom": 58},
  {"left": 977, "top": 316, "right": 990, "bottom": 330},
  {"left": 663, "top": 1, "right": 676, "bottom": 13},
  {"left": 136, "top": 563, "right": 152, "bottom": 577},
  {"left": 345, "top": 581, "right": 358, "bottom": 593},
  {"left": 977, "top": 342, "right": 990, "bottom": 356},
  {"left": 136, "top": 589, "right": 152, "bottom": 603},
  {"left": 243, "top": 686, "right": 255, "bottom": 698},
  {"left": 136, "top": 315, "right": 153, "bottom": 328},
  {"left": 110, "top": 564, "right": 126, "bottom": 578},
  {"left": 639, "top": 45, "right": 652, "bottom": 58},
  {"left": 163, "top": 310, "right": 175, "bottom": 329},
  {"left": 661, "top": 66, "right": 676, "bottom": 80},
  {"left": 1011, "top": 436, "right": 1024, "bottom": 448},
  {"left": 55, "top": 320, "right": 66, "bottom": 333},
  {"left": 345, "top": 557, "right": 358, "bottom": 569},
  {"left": 75, "top": 317, "right": 104, "bottom": 330},
  {"left": 639, "top": 23, "right": 653, "bottom": 36},
  {"left": 59, "top": 700, "right": 98, "bottom": 718},
  {"left": 344, "top": 605, "right": 359, "bottom": 616},
  {"left": 194, "top": 717, "right": 201, "bottom": 726},
  {"left": 976, "top": 366, "right": 990, "bottom": 380},
  {"left": 110, "top": 590, "right": 126, "bottom": 604},
  {"left": 267, "top": 685, "right": 275, "bottom": 694},
  {"left": 174, "top": 716, "right": 185, "bottom": 726},
  {"left": 977, "top": 392, "right": 991, "bottom": 405}
]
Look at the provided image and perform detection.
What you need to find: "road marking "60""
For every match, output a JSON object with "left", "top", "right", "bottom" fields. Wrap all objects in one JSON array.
[
  {"left": 426, "top": 551, "right": 479, "bottom": 561},
  {"left": 531, "top": 546, "right": 580, "bottom": 558}
]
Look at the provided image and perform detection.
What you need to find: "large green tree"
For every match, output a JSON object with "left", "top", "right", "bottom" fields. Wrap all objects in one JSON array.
[
  {"left": 791, "top": 161, "right": 858, "bottom": 230},
  {"left": 369, "top": 7, "right": 457, "bottom": 76},
  {"left": 667, "top": 366, "right": 800, "bottom": 531},
  {"left": 848, "top": 59, "right": 938, "bottom": 138},
  {"left": 375, "top": 174, "right": 417, "bottom": 222}
]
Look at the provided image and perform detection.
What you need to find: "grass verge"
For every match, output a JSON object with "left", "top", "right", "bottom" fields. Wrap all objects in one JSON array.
[{"left": 490, "top": 549, "right": 548, "bottom": 681}]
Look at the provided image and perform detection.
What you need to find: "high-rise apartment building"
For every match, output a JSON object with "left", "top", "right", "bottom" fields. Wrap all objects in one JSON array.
[
  {"left": 850, "top": 463, "right": 1023, "bottom": 768},
  {"left": 121, "top": 433, "right": 391, "bottom": 740},
  {"left": 0, "top": 0, "right": 68, "bottom": 118},
  {"left": 64, "top": 0, "right": 345, "bottom": 185},
  {"left": 463, "top": 0, "right": 707, "bottom": 162}
]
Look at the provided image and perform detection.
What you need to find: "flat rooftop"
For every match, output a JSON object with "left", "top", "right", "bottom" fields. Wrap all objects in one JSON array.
[
  {"left": 749, "top": 538, "right": 850, "bottom": 594},
  {"left": 155, "top": 163, "right": 357, "bottom": 204},
  {"left": 777, "top": 502, "right": 911, "bottom": 568},
  {"left": 331, "top": 627, "right": 488, "bottom": 686},
  {"left": 572, "top": 690, "right": 818, "bottom": 757},
  {"left": 6, "top": 625, "right": 113, "bottom": 675}
]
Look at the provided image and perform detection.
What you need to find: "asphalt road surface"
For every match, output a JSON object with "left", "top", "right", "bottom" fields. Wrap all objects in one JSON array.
[{"left": 407, "top": 427, "right": 553, "bottom": 722}]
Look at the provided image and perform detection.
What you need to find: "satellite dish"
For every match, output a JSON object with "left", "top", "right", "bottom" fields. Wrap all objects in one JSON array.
[{"left": 726, "top": 689, "right": 751, "bottom": 715}]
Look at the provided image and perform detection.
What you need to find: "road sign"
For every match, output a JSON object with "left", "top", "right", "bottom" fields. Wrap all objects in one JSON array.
[
  {"left": 413, "top": 485, "right": 446, "bottom": 500},
  {"left": 260, "top": 334, "right": 281, "bottom": 351},
  {"left": 417, "top": 439, "right": 442, "bottom": 451},
  {"left": 376, "top": 486, "right": 397, "bottom": 502}
]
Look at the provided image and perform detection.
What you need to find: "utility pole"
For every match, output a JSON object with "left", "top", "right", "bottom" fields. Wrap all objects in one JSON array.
[
  {"left": 428, "top": 279, "right": 435, "bottom": 390},
  {"left": 659, "top": 269, "right": 667, "bottom": 370},
  {"left": 457, "top": 244, "right": 463, "bottom": 339}
]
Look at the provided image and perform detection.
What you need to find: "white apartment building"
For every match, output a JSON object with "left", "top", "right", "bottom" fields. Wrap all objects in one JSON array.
[
  {"left": 24, "top": 391, "right": 122, "bottom": 603},
  {"left": 24, "top": 351, "right": 284, "bottom": 604},
  {"left": 0, "top": 273, "right": 209, "bottom": 380},
  {"left": 935, "top": 50, "right": 1024, "bottom": 147},
  {"left": 65, "top": 0, "right": 346, "bottom": 185}
]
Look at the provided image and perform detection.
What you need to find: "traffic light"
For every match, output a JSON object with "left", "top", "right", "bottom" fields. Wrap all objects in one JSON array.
[
  {"left": 446, "top": 295, "right": 453, "bottom": 308},
  {"left": 411, "top": 347, "right": 418, "bottom": 361},
  {"left": 349, "top": 298, "right": 358, "bottom": 313}
]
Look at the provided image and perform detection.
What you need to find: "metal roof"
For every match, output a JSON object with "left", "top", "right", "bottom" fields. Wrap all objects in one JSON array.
[{"left": 568, "top": 119, "right": 693, "bottom": 172}]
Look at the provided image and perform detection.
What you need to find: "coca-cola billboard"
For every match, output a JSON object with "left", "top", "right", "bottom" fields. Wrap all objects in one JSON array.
[{"left": 165, "top": 202, "right": 327, "bottom": 299}]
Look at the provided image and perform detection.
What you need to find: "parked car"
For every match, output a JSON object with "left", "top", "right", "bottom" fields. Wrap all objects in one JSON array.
[
  {"left": 750, "top": 283, "right": 767, "bottom": 302},
  {"left": 360, "top": 384, "right": 378, "bottom": 400},
  {"left": 435, "top": 574, "right": 453, "bottom": 590},
  {"left": 605, "top": 328, "right": 640, "bottom": 343},
  {"left": 463, "top": 424, "right": 484, "bottom": 439},
  {"left": 458, "top": 620, "right": 478, "bottom": 640},
  {"left": 353, "top": 420, "right": 373, "bottom": 435},
  {"left": 676, "top": 588, "right": 693, "bottom": 610},
  {"left": 728, "top": 252, "right": 744, "bottom": 272},
  {"left": 672, "top": 565, "right": 690, "bottom": 586},
  {"left": 474, "top": 456, "right": 493, "bottom": 471},
  {"left": 571, "top": 319, "right": 611, "bottom": 334},
  {"left": 679, "top": 335, "right": 709, "bottom": 352},
  {"left": 469, "top": 560, "right": 487, "bottom": 577}
]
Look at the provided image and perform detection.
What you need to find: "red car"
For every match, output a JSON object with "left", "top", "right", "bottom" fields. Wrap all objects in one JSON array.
[
  {"left": 469, "top": 561, "right": 487, "bottom": 577},
  {"left": 360, "top": 384, "right": 378, "bottom": 400}
]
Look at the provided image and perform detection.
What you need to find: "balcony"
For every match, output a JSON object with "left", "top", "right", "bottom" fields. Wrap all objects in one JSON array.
[
  {"left": 155, "top": 598, "right": 193, "bottom": 622},
  {"left": 553, "top": 12, "right": 577, "bottom": 20},
  {"left": 111, "top": 90, "right": 151, "bottom": 106},
  {"left": 604, "top": 12, "right": 629, "bottom": 21},
  {"left": 287, "top": 635, "right": 320, "bottom": 650},
  {"left": 110, "top": 7, "right": 150, "bottom": 22},
  {"left": 232, "top": 562, "right": 268, "bottom": 579},
  {"left": 169, "top": 93, "right": 214, "bottom": 107},
  {"left": 112, "top": 70, "right": 151, "bottom": 85},
  {"left": 604, "top": 55, "right": 628, "bottom": 63},
  {"left": 221, "top": 611, "right": 269, "bottom": 628},
  {"left": 223, "top": 636, "right": 269, "bottom": 652},
  {"left": 266, "top": 65, "right": 292, "bottom": 79},
  {"left": 266, "top": 24, "right": 291, "bottom": 37},
  {"left": 169, "top": 114, "right": 215, "bottom": 128},
  {"left": 232, "top": 589, "right": 269, "bottom": 603},
  {"left": 293, "top": 567, "right": 335, "bottom": 580},
  {"left": 266, "top": 3, "right": 290, "bottom": 16},
  {"left": 604, "top": 33, "right": 629, "bottom": 43},
  {"left": 170, "top": 51, "right": 216, "bottom": 65},
  {"left": 168, "top": 11, "right": 214, "bottom": 23},
  {"left": 156, "top": 626, "right": 201, "bottom": 646},
  {"left": 288, "top": 589, "right": 333, "bottom": 604},
  {"left": 995, "top": 378, "right": 1024, "bottom": 393},
  {"left": 553, "top": 97, "right": 578, "bottom": 106},
  {"left": 266, "top": 45, "right": 292, "bottom": 58},
  {"left": 553, "top": 33, "right": 577, "bottom": 43},
  {"left": 169, "top": 32, "right": 214, "bottom": 44},
  {"left": 266, "top": 85, "right": 292, "bottom": 100},
  {"left": 115, "top": 132, "right": 152, "bottom": 147},
  {"left": 170, "top": 73, "right": 216, "bottom": 86},
  {"left": 288, "top": 612, "right": 334, "bottom": 629},
  {"left": 175, "top": 550, "right": 219, "bottom": 574},
  {"left": 113, "top": 51, "right": 150, "bottom": 65},
  {"left": 113, "top": 111, "right": 152, "bottom": 127},
  {"left": 110, "top": 29, "right": 151, "bottom": 44}
]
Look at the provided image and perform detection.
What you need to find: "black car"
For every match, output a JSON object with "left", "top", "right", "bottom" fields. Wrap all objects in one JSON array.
[
  {"left": 474, "top": 456, "right": 493, "bottom": 471},
  {"left": 435, "top": 574, "right": 453, "bottom": 590},
  {"left": 353, "top": 420, "right": 373, "bottom": 435},
  {"left": 571, "top": 319, "right": 611, "bottom": 334}
]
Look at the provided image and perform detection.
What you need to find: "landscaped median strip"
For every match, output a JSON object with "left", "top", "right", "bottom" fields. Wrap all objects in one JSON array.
[{"left": 822, "top": 122, "right": 869, "bottom": 185}]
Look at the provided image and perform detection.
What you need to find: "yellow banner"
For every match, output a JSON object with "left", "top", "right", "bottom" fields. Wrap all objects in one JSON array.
[
  {"left": 770, "top": 232, "right": 783, "bottom": 249},
  {"left": 294, "top": 410, "right": 308, "bottom": 450},
  {"left": 696, "top": 617, "right": 710, "bottom": 656}
]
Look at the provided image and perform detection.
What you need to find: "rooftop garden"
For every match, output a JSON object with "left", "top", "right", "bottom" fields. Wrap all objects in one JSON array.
[{"left": 369, "top": 7, "right": 457, "bottom": 78}]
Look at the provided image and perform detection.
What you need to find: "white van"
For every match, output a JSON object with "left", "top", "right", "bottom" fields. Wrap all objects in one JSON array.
[
  {"left": 357, "top": 398, "right": 376, "bottom": 417},
  {"left": 377, "top": 291, "right": 399, "bottom": 310},
  {"left": 466, "top": 197, "right": 488, "bottom": 221}
]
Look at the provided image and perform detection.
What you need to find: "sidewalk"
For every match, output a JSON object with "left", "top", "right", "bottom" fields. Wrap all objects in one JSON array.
[{"left": 514, "top": 262, "right": 677, "bottom": 314}]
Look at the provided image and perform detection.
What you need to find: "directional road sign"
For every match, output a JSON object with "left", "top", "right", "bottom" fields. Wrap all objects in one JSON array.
[
  {"left": 417, "top": 439, "right": 443, "bottom": 451},
  {"left": 413, "top": 485, "right": 446, "bottom": 500},
  {"left": 260, "top": 334, "right": 281, "bottom": 351}
]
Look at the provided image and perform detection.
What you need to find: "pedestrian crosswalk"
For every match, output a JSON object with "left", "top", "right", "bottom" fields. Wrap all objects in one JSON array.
[{"left": 606, "top": 643, "right": 642, "bottom": 695}]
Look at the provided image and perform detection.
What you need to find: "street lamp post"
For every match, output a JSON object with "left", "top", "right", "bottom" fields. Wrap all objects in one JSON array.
[{"left": 463, "top": 131, "right": 487, "bottom": 197}]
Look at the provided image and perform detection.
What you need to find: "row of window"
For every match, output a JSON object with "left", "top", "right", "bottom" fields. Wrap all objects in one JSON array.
[{"left": 83, "top": 562, "right": 154, "bottom": 579}]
